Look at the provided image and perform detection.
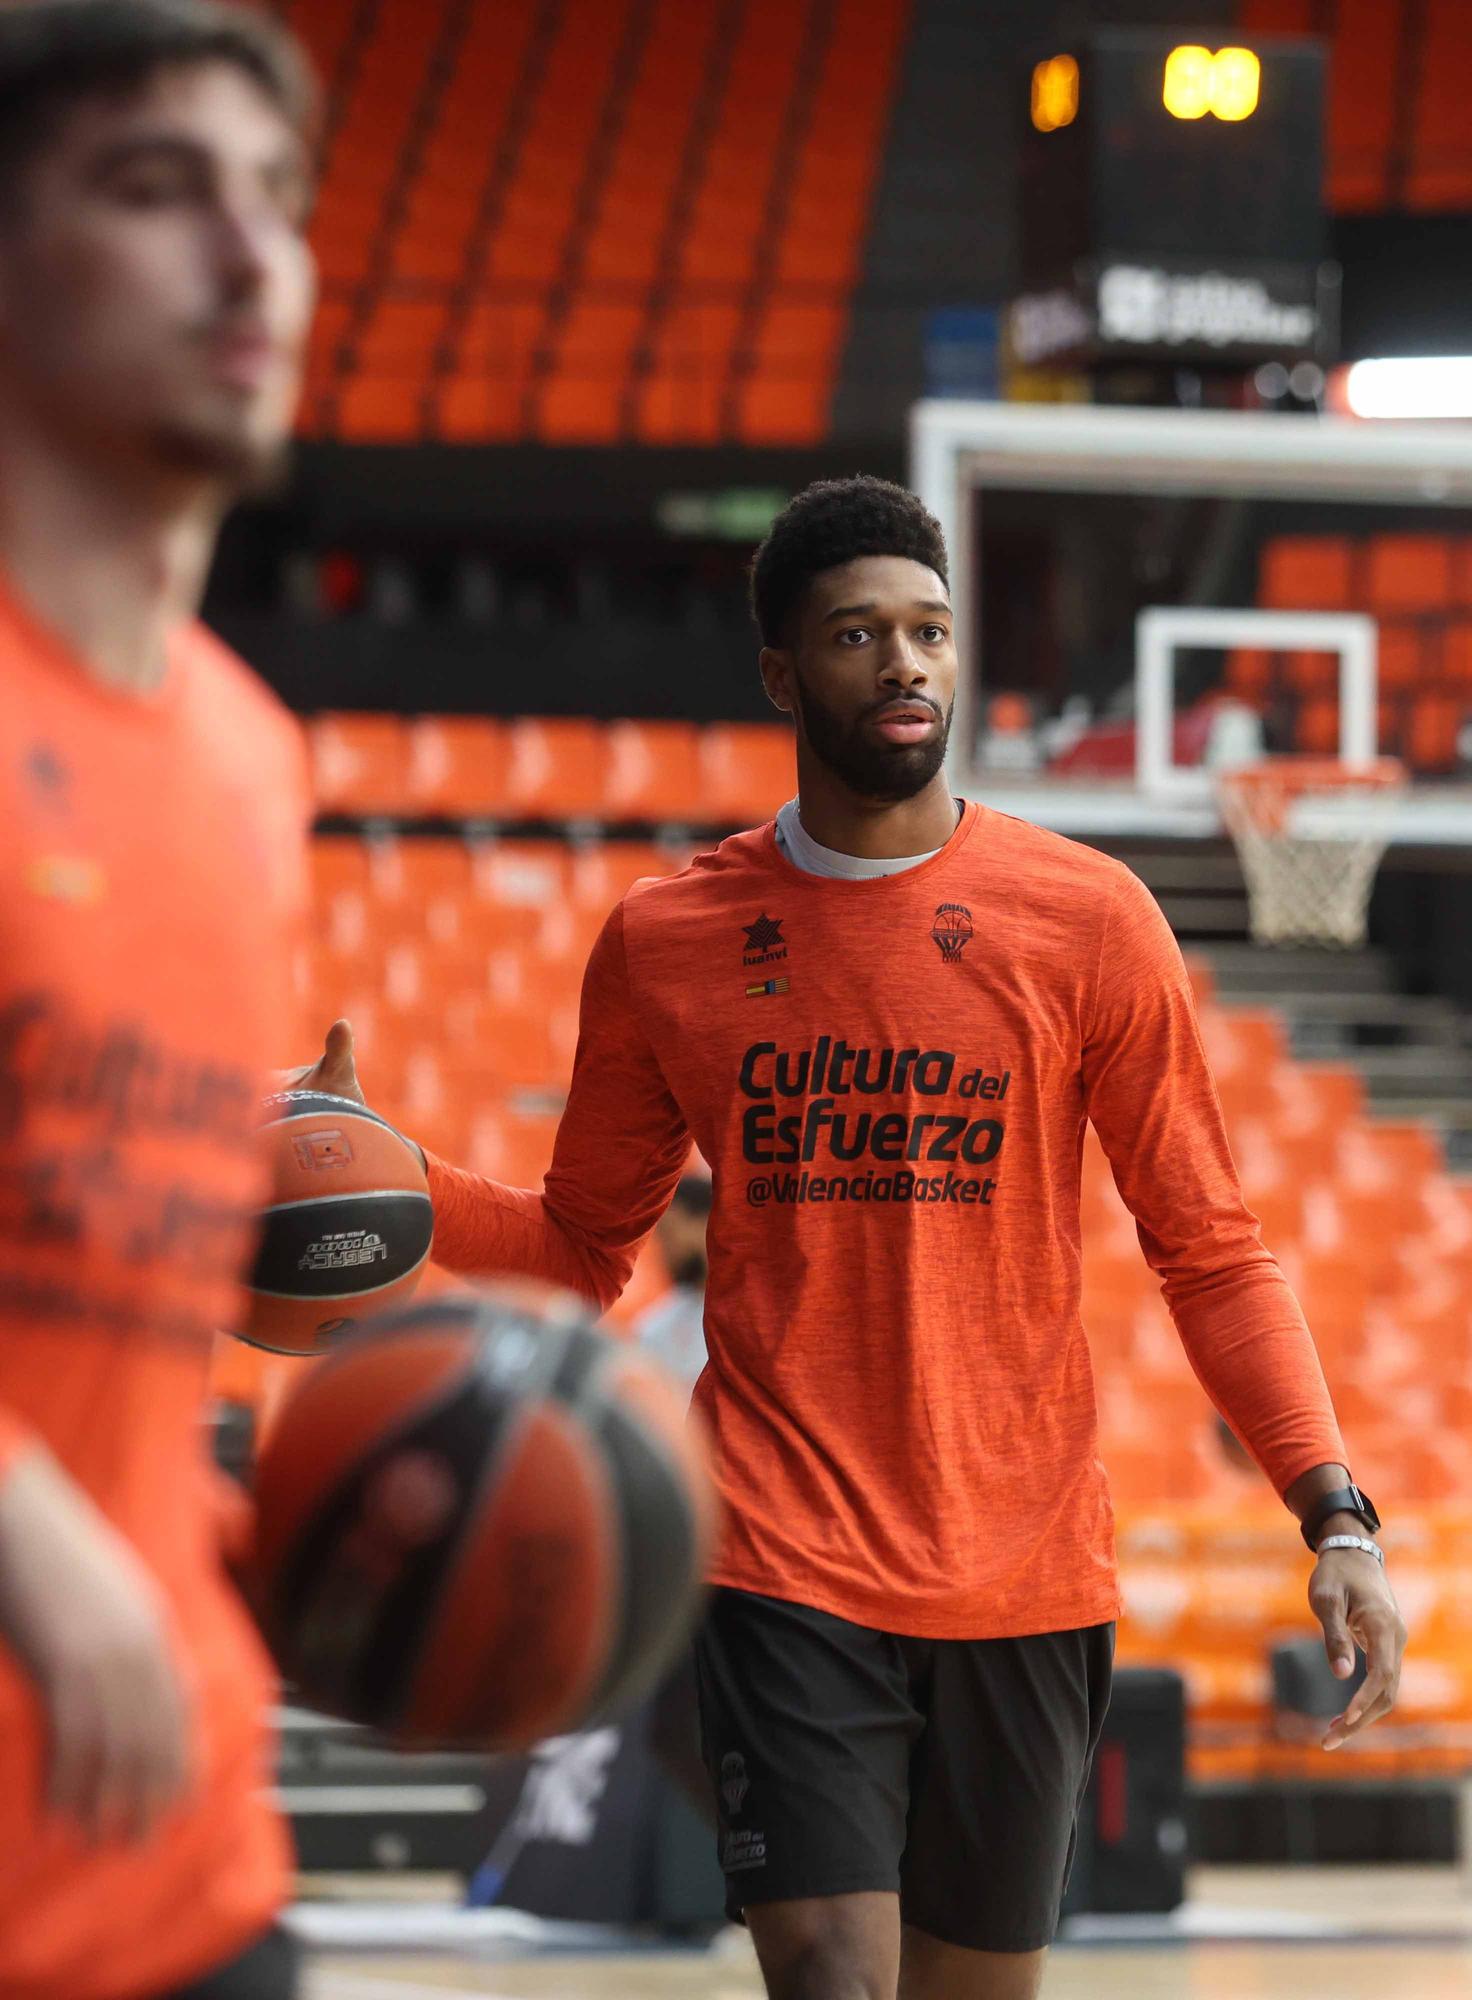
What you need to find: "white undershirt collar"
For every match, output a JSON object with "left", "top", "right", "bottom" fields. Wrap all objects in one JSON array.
[{"left": 773, "top": 797, "right": 958, "bottom": 879}]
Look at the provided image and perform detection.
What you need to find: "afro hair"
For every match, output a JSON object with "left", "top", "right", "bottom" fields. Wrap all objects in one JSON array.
[{"left": 749, "top": 474, "right": 949, "bottom": 649}]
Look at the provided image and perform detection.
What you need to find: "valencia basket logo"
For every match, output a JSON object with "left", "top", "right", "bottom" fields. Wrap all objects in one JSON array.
[{"left": 930, "top": 903, "right": 973, "bottom": 963}]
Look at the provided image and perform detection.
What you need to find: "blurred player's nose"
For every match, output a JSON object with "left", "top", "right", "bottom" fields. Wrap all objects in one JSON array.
[{"left": 208, "top": 193, "right": 277, "bottom": 301}]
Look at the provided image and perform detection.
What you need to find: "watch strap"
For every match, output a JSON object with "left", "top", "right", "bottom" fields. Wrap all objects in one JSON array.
[{"left": 1300, "top": 1483, "right": 1381, "bottom": 1551}]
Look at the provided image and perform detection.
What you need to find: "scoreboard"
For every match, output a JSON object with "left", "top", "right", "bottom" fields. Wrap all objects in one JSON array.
[{"left": 1013, "top": 32, "right": 1331, "bottom": 371}]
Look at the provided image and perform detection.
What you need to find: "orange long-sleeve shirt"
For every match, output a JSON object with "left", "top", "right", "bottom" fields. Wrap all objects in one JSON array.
[
  {"left": 0, "top": 579, "right": 306, "bottom": 1999},
  {"left": 429, "top": 803, "right": 1346, "bottom": 1638}
]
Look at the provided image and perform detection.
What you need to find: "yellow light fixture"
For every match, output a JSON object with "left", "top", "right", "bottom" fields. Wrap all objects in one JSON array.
[
  {"left": 1163, "top": 44, "right": 1261, "bottom": 122},
  {"left": 1031, "top": 53, "right": 1079, "bottom": 134}
]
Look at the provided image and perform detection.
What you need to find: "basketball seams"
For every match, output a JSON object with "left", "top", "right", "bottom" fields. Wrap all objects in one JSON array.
[
  {"left": 265, "top": 1340, "right": 530, "bottom": 1725},
  {"left": 403, "top": 1394, "right": 617, "bottom": 1744},
  {"left": 255, "top": 1189, "right": 434, "bottom": 1218},
  {"left": 272, "top": 1304, "right": 592, "bottom": 1739},
  {"left": 261, "top": 1090, "right": 399, "bottom": 1129},
  {"left": 255, "top": 1296, "right": 709, "bottom": 1751}
]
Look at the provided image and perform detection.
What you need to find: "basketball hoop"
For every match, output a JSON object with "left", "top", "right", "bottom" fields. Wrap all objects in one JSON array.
[{"left": 1218, "top": 757, "right": 1405, "bottom": 948}]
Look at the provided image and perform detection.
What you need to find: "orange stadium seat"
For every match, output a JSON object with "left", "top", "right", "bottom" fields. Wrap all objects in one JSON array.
[
  {"left": 1225, "top": 648, "right": 1272, "bottom": 701},
  {"left": 1365, "top": 535, "right": 1455, "bottom": 613},
  {"left": 566, "top": 840, "right": 686, "bottom": 913},
  {"left": 407, "top": 717, "right": 514, "bottom": 818},
  {"left": 635, "top": 302, "right": 743, "bottom": 445},
  {"left": 436, "top": 301, "right": 547, "bottom": 443},
  {"left": 1259, "top": 536, "right": 1354, "bottom": 610},
  {"left": 602, "top": 721, "right": 705, "bottom": 822},
  {"left": 504, "top": 719, "right": 609, "bottom": 820},
  {"left": 1442, "top": 620, "right": 1472, "bottom": 684},
  {"left": 1376, "top": 622, "right": 1428, "bottom": 692},
  {"left": 310, "top": 833, "right": 372, "bottom": 903},
  {"left": 700, "top": 723, "right": 796, "bottom": 824},
  {"left": 306, "top": 713, "right": 413, "bottom": 816},
  {"left": 1282, "top": 648, "right": 1338, "bottom": 696},
  {"left": 1404, "top": 690, "right": 1463, "bottom": 775},
  {"left": 1292, "top": 694, "right": 1340, "bottom": 755}
]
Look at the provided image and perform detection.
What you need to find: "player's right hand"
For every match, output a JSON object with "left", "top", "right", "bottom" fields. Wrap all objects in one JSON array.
[
  {"left": 283, "top": 1017, "right": 366, "bottom": 1104},
  {"left": 0, "top": 1447, "right": 196, "bottom": 1844}
]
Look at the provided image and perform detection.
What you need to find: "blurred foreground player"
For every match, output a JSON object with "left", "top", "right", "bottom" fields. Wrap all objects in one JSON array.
[
  {"left": 306, "top": 477, "right": 1407, "bottom": 2000},
  {"left": 0, "top": 5, "right": 316, "bottom": 1995}
]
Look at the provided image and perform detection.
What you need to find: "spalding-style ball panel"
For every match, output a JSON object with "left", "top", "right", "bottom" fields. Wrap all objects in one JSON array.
[
  {"left": 236, "top": 1262, "right": 429, "bottom": 1356},
  {"left": 257, "top": 1092, "right": 427, "bottom": 1199},
  {"left": 234, "top": 1094, "right": 433, "bottom": 1355},
  {"left": 248, "top": 1288, "right": 716, "bottom": 1752},
  {"left": 252, "top": 1327, "right": 479, "bottom": 1584},
  {"left": 402, "top": 1400, "right": 618, "bottom": 1747}
]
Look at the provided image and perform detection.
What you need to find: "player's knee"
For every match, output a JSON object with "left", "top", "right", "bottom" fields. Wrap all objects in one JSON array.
[
  {"left": 751, "top": 1898, "right": 895, "bottom": 2000},
  {"left": 765, "top": 1950, "right": 889, "bottom": 2000}
]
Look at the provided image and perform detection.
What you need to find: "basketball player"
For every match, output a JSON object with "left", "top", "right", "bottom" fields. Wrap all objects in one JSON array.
[
  {"left": 0, "top": 5, "right": 316, "bottom": 1995},
  {"left": 306, "top": 476, "right": 1407, "bottom": 2000}
]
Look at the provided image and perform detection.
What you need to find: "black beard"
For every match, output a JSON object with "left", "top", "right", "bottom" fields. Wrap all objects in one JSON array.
[{"left": 793, "top": 676, "right": 953, "bottom": 802}]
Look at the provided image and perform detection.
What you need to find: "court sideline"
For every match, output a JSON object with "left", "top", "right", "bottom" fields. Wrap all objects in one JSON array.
[{"left": 305, "top": 1865, "right": 1472, "bottom": 1999}]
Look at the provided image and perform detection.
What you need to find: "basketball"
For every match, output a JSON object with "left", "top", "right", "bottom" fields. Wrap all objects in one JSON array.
[
  {"left": 249, "top": 1287, "right": 717, "bottom": 1750},
  {"left": 235, "top": 1091, "right": 434, "bottom": 1355}
]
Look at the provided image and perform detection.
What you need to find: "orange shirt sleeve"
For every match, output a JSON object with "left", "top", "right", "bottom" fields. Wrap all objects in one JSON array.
[
  {"left": 427, "top": 899, "right": 691, "bottom": 1312},
  {"left": 1082, "top": 865, "right": 1347, "bottom": 1497}
]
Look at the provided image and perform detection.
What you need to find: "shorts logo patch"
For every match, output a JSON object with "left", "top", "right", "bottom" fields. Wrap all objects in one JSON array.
[
  {"left": 720, "top": 1750, "right": 749, "bottom": 1815},
  {"left": 722, "top": 1827, "right": 767, "bottom": 1873}
]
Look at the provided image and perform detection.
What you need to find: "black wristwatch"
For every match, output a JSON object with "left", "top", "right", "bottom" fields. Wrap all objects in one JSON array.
[{"left": 1300, "top": 1483, "right": 1381, "bottom": 1552}]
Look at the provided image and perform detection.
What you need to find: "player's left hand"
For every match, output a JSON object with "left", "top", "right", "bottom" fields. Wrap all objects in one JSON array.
[
  {"left": 279, "top": 1018, "right": 366, "bottom": 1103},
  {"left": 1308, "top": 1547, "right": 1406, "bottom": 1752}
]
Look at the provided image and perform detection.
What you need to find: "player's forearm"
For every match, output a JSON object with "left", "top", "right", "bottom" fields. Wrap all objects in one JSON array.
[
  {"left": 1161, "top": 1253, "right": 1347, "bottom": 1498},
  {"left": 424, "top": 1154, "right": 629, "bottom": 1312}
]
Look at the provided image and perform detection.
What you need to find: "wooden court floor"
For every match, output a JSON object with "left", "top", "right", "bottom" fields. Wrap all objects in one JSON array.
[{"left": 305, "top": 1866, "right": 1472, "bottom": 2000}]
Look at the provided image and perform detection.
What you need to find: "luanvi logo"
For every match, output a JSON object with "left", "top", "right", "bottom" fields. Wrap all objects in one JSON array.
[
  {"left": 742, "top": 913, "right": 787, "bottom": 968},
  {"left": 931, "top": 903, "right": 973, "bottom": 962}
]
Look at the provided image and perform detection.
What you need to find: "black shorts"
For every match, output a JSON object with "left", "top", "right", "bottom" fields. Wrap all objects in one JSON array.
[{"left": 693, "top": 1588, "right": 1114, "bottom": 1955}]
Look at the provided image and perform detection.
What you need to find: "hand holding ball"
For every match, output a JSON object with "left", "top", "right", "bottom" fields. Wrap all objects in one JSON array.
[{"left": 236, "top": 1091, "right": 433, "bottom": 1355}]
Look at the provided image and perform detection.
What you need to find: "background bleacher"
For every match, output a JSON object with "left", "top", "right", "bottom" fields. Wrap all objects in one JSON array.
[
  {"left": 214, "top": 0, "right": 1472, "bottom": 1852},
  {"left": 282, "top": 0, "right": 911, "bottom": 444},
  {"left": 1228, "top": 532, "right": 1472, "bottom": 773}
]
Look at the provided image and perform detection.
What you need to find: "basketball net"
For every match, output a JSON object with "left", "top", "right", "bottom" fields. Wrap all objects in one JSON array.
[{"left": 1217, "top": 757, "right": 1406, "bottom": 948}]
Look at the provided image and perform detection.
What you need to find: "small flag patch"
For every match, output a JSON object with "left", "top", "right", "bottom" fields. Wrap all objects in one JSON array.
[{"left": 745, "top": 976, "right": 790, "bottom": 998}]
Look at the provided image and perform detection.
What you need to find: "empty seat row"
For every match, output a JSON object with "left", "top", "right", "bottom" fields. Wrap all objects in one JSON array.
[
  {"left": 296, "top": 0, "right": 910, "bottom": 443},
  {"left": 307, "top": 714, "right": 796, "bottom": 823},
  {"left": 1259, "top": 535, "right": 1472, "bottom": 615}
]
